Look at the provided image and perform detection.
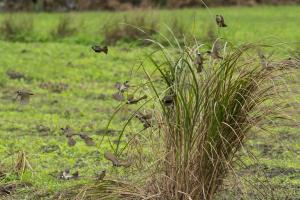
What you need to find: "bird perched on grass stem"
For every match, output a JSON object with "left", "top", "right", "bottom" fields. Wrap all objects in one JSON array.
[
  {"left": 194, "top": 53, "right": 205, "bottom": 73},
  {"left": 216, "top": 15, "right": 227, "bottom": 27},
  {"left": 16, "top": 90, "right": 33, "bottom": 105},
  {"left": 92, "top": 45, "right": 108, "bottom": 54}
]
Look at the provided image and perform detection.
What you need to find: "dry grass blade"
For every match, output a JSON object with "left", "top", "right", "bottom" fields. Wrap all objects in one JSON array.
[
  {"left": 14, "top": 151, "right": 33, "bottom": 176},
  {"left": 56, "top": 180, "right": 147, "bottom": 200}
]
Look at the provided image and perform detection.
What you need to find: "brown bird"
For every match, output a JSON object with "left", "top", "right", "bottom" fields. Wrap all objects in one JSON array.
[
  {"left": 61, "top": 125, "right": 74, "bottom": 137},
  {"left": 95, "top": 170, "right": 106, "bottom": 181},
  {"left": 115, "top": 81, "right": 130, "bottom": 93},
  {"left": 216, "top": 15, "right": 227, "bottom": 27},
  {"left": 257, "top": 50, "right": 269, "bottom": 69},
  {"left": 112, "top": 92, "right": 124, "bottom": 101},
  {"left": 92, "top": 45, "right": 108, "bottom": 54},
  {"left": 135, "top": 111, "right": 153, "bottom": 129},
  {"left": 58, "top": 169, "right": 79, "bottom": 180},
  {"left": 16, "top": 90, "right": 34, "bottom": 105},
  {"left": 67, "top": 137, "right": 76, "bottom": 147},
  {"left": 117, "top": 160, "right": 132, "bottom": 168},
  {"left": 207, "top": 41, "right": 223, "bottom": 59},
  {"left": 78, "top": 134, "right": 95, "bottom": 146},
  {"left": 6, "top": 70, "right": 26, "bottom": 80},
  {"left": 104, "top": 151, "right": 120, "bottom": 166},
  {"left": 61, "top": 126, "right": 77, "bottom": 147},
  {"left": 135, "top": 110, "right": 152, "bottom": 120},
  {"left": 104, "top": 151, "right": 132, "bottom": 167},
  {"left": 162, "top": 94, "right": 175, "bottom": 106},
  {"left": 194, "top": 53, "right": 205, "bottom": 73},
  {"left": 127, "top": 95, "right": 147, "bottom": 104}
]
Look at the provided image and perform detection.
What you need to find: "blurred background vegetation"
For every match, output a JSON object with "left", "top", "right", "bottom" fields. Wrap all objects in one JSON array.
[{"left": 0, "top": 0, "right": 299, "bottom": 11}]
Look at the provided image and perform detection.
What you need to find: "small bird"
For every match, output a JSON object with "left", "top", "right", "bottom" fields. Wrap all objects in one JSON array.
[
  {"left": 117, "top": 160, "right": 132, "bottom": 168},
  {"left": 58, "top": 169, "right": 79, "bottom": 180},
  {"left": 6, "top": 70, "right": 26, "bottom": 80},
  {"left": 112, "top": 92, "right": 125, "bottom": 101},
  {"left": 194, "top": 53, "right": 205, "bottom": 73},
  {"left": 216, "top": 15, "right": 227, "bottom": 27},
  {"left": 16, "top": 90, "right": 34, "bottom": 105},
  {"left": 67, "top": 137, "right": 76, "bottom": 147},
  {"left": 207, "top": 41, "right": 223, "bottom": 59},
  {"left": 61, "top": 126, "right": 77, "bottom": 147},
  {"left": 78, "top": 134, "right": 95, "bottom": 146},
  {"left": 127, "top": 95, "right": 147, "bottom": 104},
  {"left": 257, "top": 50, "right": 269, "bottom": 69},
  {"left": 162, "top": 94, "right": 175, "bottom": 106},
  {"left": 104, "top": 151, "right": 132, "bottom": 167},
  {"left": 61, "top": 125, "right": 74, "bottom": 137},
  {"left": 95, "top": 170, "right": 106, "bottom": 181},
  {"left": 135, "top": 111, "right": 153, "bottom": 129},
  {"left": 115, "top": 81, "right": 130, "bottom": 93},
  {"left": 92, "top": 45, "right": 108, "bottom": 54},
  {"left": 104, "top": 151, "right": 120, "bottom": 166},
  {"left": 135, "top": 110, "right": 153, "bottom": 120}
]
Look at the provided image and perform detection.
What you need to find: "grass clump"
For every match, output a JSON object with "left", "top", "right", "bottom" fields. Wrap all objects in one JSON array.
[
  {"left": 51, "top": 16, "right": 78, "bottom": 39},
  {"left": 142, "top": 41, "right": 283, "bottom": 199},
  {"left": 102, "top": 14, "right": 158, "bottom": 45},
  {"left": 0, "top": 16, "right": 34, "bottom": 42}
]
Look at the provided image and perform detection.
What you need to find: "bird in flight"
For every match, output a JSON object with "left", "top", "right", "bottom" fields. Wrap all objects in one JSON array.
[
  {"left": 16, "top": 90, "right": 34, "bottom": 105},
  {"left": 92, "top": 45, "right": 108, "bottom": 54}
]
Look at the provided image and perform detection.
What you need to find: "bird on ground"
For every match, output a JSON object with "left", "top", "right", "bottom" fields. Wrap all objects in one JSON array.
[
  {"left": 61, "top": 126, "right": 95, "bottom": 147},
  {"left": 95, "top": 170, "right": 106, "bottom": 181},
  {"left": 16, "top": 90, "right": 33, "bottom": 105},
  {"left": 104, "top": 151, "right": 119, "bottom": 166},
  {"left": 112, "top": 92, "right": 125, "bottom": 101},
  {"left": 92, "top": 45, "right": 108, "bottom": 54},
  {"left": 216, "top": 15, "right": 227, "bottom": 27},
  {"left": 78, "top": 134, "right": 95, "bottom": 146},
  {"left": 61, "top": 126, "right": 76, "bottom": 147}
]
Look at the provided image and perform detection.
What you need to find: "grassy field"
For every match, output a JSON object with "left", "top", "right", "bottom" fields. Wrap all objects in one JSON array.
[{"left": 0, "top": 5, "right": 299, "bottom": 199}]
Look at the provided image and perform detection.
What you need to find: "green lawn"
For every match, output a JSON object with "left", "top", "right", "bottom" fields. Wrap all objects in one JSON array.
[{"left": 0, "top": 5, "right": 299, "bottom": 199}]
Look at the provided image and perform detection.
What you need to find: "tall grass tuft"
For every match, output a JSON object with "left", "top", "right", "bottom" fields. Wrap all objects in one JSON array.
[
  {"left": 0, "top": 16, "right": 34, "bottom": 42},
  {"left": 102, "top": 14, "right": 158, "bottom": 45},
  {"left": 51, "top": 16, "right": 78, "bottom": 39},
  {"left": 139, "top": 40, "right": 289, "bottom": 199}
]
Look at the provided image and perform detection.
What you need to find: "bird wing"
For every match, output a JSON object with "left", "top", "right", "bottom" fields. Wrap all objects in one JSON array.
[{"left": 20, "top": 96, "right": 30, "bottom": 105}]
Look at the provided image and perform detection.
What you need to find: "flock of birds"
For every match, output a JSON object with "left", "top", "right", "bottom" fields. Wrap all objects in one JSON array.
[
  {"left": 11, "top": 13, "right": 298, "bottom": 183},
  {"left": 12, "top": 14, "right": 262, "bottom": 182}
]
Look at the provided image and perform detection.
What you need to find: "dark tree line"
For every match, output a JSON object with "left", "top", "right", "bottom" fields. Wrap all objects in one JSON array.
[{"left": 0, "top": 0, "right": 299, "bottom": 11}]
